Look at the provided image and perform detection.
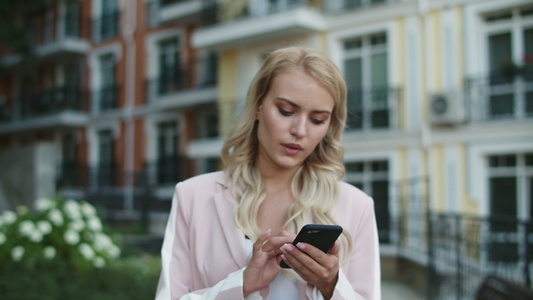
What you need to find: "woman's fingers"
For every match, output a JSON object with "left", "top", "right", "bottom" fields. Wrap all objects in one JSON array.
[
  {"left": 254, "top": 229, "right": 271, "bottom": 252},
  {"left": 280, "top": 242, "right": 339, "bottom": 283},
  {"left": 261, "top": 231, "right": 295, "bottom": 253}
]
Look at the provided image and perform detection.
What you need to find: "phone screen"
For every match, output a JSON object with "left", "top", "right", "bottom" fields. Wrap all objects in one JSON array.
[{"left": 280, "top": 224, "right": 343, "bottom": 269}]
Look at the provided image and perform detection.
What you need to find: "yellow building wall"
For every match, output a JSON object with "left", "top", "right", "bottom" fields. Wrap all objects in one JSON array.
[
  {"left": 218, "top": 50, "right": 238, "bottom": 137},
  {"left": 394, "top": 17, "right": 406, "bottom": 130}
]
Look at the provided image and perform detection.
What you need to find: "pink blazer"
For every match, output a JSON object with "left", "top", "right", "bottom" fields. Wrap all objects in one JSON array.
[{"left": 155, "top": 171, "right": 381, "bottom": 300}]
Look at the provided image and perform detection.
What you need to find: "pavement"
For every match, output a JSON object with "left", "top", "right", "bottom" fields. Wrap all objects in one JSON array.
[{"left": 381, "top": 280, "right": 425, "bottom": 300}]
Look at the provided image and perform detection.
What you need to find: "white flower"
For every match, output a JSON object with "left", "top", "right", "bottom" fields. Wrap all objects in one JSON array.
[
  {"left": 19, "top": 220, "right": 35, "bottom": 237},
  {"left": 93, "top": 232, "right": 112, "bottom": 251},
  {"left": 29, "top": 231, "right": 43, "bottom": 243},
  {"left": 64, "top": 200, "right": 81, "bottom": 219},
  {"left": 2, "top": 210, "right": 17, "bottom": 225},
  {"left": 0, "top": 232, "right": 6, "bottom": 245},
  {"left": 93, "top": 256, "right": 106, "bottom": 268},
  {"left": 64, "top": 229, "right": 80, "bottom": 245},
  {"left": 79, "top": 243, "right": 95, "bottom": 260},
  {"left": 36, "top": 220, "right": 52, "bottom": 234},
  {"left": 43, "top": 246, "right": 56, "bottom": 260},
  {"left": 69, "top": 219, "right": 85, "bottom": 232},
  {"left": 80, "top": 202, "right": 97, "bottom": 217},
  {"left": 35, "top": 198, "right": 55, "bottom": 212},
  {"left": 11, "top": 246, "right": 25, "bottom": 262},
  {"left": 87, "top": 217, "right": 103, "bottom": 232},
  {"left": 47, "top": 209, "right": 64, "bottom": 226},
  {"left": 107, "top": 245, "right": 121, "bottom": 259}
]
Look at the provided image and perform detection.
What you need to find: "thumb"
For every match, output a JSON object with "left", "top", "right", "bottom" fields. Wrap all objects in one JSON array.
[{"left": 328, "top": 241, "right": 341, "bottom": 256}]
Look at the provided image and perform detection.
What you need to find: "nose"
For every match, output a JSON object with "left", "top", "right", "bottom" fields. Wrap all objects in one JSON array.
[{"left": 290, "top": 116, "right": 307, "bottom": 139}]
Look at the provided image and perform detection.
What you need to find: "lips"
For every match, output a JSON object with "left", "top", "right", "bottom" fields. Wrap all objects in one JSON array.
[{"left": 282, "top": 143, "right": 303, "bottom": 155}]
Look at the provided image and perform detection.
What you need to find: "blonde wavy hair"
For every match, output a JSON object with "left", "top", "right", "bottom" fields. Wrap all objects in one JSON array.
[{"left": 221, "top": 46, "right": 352, "bottom": 262}]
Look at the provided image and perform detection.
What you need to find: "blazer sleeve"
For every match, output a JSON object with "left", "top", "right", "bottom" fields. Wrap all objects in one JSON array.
[
  {"left": 155, "top": 183, "right": 258, "bottom": 300},
  {"left": 329, "top": 196, "right": 381, "bottom": 300}
]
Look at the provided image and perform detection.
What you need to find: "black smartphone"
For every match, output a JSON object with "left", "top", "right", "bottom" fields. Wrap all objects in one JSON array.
[{"left": 280, "top": 224, "right": 343, "bottom": 268}]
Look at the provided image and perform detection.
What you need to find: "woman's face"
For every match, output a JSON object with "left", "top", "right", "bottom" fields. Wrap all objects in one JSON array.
[{"left": 255, "top": 70, "right": 334, "bottom": 175}]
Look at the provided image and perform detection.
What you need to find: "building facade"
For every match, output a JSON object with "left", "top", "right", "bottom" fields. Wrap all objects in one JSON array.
[{"left": 0, "top": 0, "right": 532, "bottom": 296}]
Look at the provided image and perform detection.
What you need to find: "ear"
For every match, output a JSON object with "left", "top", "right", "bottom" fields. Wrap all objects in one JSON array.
[{"left": 255, "top": 104, "right": 262, "bottom": 120}]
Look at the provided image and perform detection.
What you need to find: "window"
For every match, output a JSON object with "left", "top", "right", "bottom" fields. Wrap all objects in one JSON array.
[
  {"left": 94, "top": 0, "right": 118, "bottom": 41},
  {"left": 158, "top": 37, "right": 182, "bottom": 94},
  {"left": 97, "top": 129, "right": 115, "bottom": 187},
  {"left": 485, "top": 6, "right": 533, "bottom": 120},
  {"left": 343, "top": 32, "right": 390, "bottom": 131},
  {"left": 98, "top": 54, "right": 116, "bottom": 111},
  {"left": 64, "top": 0, "right": 80, "bottom": 38},
  {"left": 156, "top": 121, "right": 181, "bottom": 184},
  {"left": 62, "top": 62, "right": 81, "bottom": 110},
  {"left": 487, "top": 152, "right": 533, "bottom": 262},
  {"left": 196, "top": 106, "right": 219, "bottom": 138},
  {"left": 60, "top": 133, "right": 82, "bottom": 187},
  {"left": 345, "top": 160, "right": 391, "bottom": 243}
]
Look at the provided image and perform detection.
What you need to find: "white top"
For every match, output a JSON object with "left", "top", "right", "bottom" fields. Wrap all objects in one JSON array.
[{"left": 245, "top": 238, "right": 300, "bottom": 299}]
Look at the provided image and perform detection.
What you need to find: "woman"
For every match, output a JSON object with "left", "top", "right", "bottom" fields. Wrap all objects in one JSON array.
[{"left": 155, "top": 47, "right": 380, "bottom": 300}]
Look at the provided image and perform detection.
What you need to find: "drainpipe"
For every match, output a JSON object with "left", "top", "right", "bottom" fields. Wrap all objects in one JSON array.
[{"left": 123, "top": 0, "right": 137, "bottom": 212}]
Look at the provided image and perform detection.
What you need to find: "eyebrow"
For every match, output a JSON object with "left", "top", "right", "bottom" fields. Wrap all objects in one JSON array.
[{"left": 276, "top": 97, "right": 332, "bottom": 114}]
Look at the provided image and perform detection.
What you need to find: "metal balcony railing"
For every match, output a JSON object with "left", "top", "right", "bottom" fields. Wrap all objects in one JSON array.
[
  {"left": 466, "top": 68, "right": 533, "bottom": 122},
  {"left": 144, "top": 156, "right": 188, "bottom": 186},
  {"left": 27, "top": 9, "right": 90, "bottom": 47},
  {"left": 0, "top": 99, "right": 13, "bottom": 123},
  {"left": 345, "top": 87, "right": 401, "bottom": 131},
  {"left": 145, "top": 57, "right": 218, "bottom": 103},
  {"left": 323, "top": 0, "right": 394, "bottom": 14},
  {"left": 426, "top": 213, "right": 533, "bottom": 299},
  {"left": 58, "top": 159, "right": 188, "bottom": 191},
  {"left": 201, "top": 0, "right": 311, "bottom": 25},
  {"left": 93, "top": 85, "right": 120, "bottom": 112},
  {"left": 18, "top": 86, "right": 89, "bottom": 120},
  {"left": 57, "top": 164, "right": 125, "bottom": 190}
]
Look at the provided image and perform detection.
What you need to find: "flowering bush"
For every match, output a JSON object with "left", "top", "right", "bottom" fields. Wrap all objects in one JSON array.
[{"left": 0, "top": 197, "right": 121, "bottom": 271}]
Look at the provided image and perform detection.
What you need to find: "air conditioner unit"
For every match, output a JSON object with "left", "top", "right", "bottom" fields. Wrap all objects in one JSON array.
[{"left": 429, "top": 90, "right": 466, "bottom": 125}]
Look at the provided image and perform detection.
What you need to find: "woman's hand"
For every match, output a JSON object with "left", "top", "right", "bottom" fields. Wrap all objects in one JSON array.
[
  {"left": 280, "top": 241, "right": 341, "bottom": 299},
  {"left": 242, "top": 230, "right": 285, "bottom": 296}
]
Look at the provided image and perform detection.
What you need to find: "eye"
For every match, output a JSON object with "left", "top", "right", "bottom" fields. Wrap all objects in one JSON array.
[
  {"left": 311, "top": 118, "right": 325, "bottom": 125},
  {"left": 279, "top": 108, "right": 293, "bottom": 116}
]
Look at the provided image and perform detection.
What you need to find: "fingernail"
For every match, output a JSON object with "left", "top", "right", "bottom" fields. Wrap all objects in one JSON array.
[
  {"left": 262, "top": 229, "right": 271, "bottom": 236},
  {"left": 281, "top": 254, "right": 286, "bottom": 261},
  {"left": 281, "top": 244, "right": 293, "bottom": 252},
  {"left": 296, "top": 242, "right": 305, "bottom": 250}
]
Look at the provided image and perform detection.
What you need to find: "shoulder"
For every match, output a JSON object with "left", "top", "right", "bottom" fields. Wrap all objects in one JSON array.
[
  {"left": 174, "top": 171, "right": 227, "bottom": 201},
  {"left": 337, "top": 181, "right": 372, "bottom": 203},
  {"left": 178, "top": 171, "right": 226, "bottom": 189},
  {"left": 336, "top": 181, "right": 374, "bottom": 212}
]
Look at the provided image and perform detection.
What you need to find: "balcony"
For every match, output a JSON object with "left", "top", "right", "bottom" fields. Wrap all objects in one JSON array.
[
  {"left": 0, "top": 86, "right": 89, "bottom": 134},
  {"left": 345, "top": 86, "right": 401, "bottom": 132},
  {"left": 92, "top": 85, "right": 120, "bottom": 114},
  {"left": 92, "top": 11, "right": 120, "bottom": 43},
  {"left": 1, "top": 16, "right": 90, "bottom": 66},
  {"left": 323, "top": 0, "right": 395, "bottom": 14},
  {"left": 149, "top": 0, "right": 204, "bottom": 25},
  {"left": 466, "top": 69, "right": 533, "bottom": 123},
  {"left": 144, "top": 156, "right": 188, "bottom": 186},
  {"left": 145, "top": 57, "right": 217, "bottom": 109},
  {"left": 192, "top": 0, "right": 324, "bottom": 49}
]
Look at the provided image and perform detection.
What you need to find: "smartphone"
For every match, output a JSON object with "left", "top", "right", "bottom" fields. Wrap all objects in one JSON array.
[{"left": 280, "top": 224, "right": 343, "bottom": 268}]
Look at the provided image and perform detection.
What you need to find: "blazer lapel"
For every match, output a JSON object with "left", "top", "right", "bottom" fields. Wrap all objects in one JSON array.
[{"left": 212, "top": 187, "right": 247, "bottom": 268}]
